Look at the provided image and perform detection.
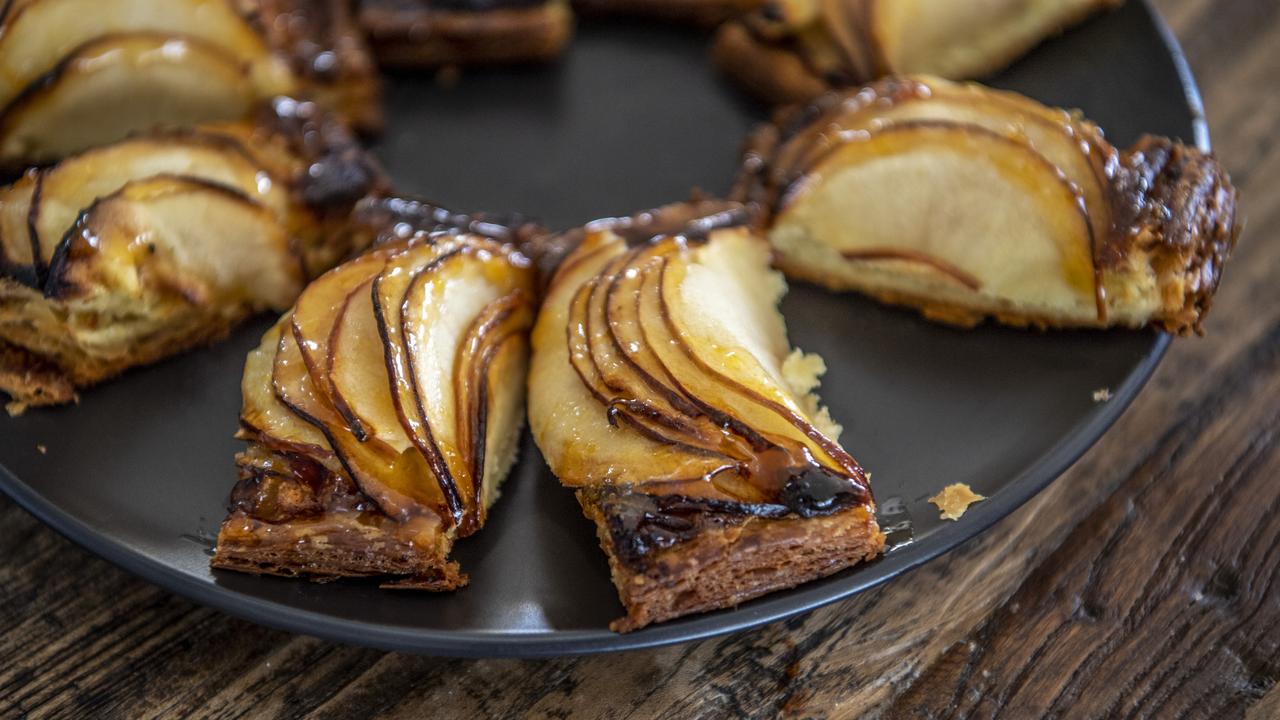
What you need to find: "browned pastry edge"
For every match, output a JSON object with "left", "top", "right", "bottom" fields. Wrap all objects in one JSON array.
[
  {"left": 0, "top": 304, "right": 240, "bottom": 409},
  {"left": 212, "top": 440, "right": 466, "bottom": 588},
  {"left": 213, "top": 513, "right": 466, "bottom": 590},
  {"left": 572, "top": 0, "right": 762, "bottom": 27},
  {"left": 255, "top": 0, "right": 385, "bottom": 133},
  {"left": 579, "top": 488, "right": 884, "bottom": 632},
  {"left": 1105, "top": 135, "right": 1242, "bottom": 335},
  {"left": 0, "top": 339, "right": 76, "bottom": 413},
  {"left": 358, "top": 0, "right": 573, "bottom": 68}
]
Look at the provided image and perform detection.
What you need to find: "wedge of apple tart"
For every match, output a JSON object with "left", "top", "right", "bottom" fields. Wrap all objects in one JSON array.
[
  {"left": 0, "top": 0, "right": 380, "bottom": 167},
  {"left": 733, "top": 77, "right": 1241, "bottom": 334},
  {"left": 0, "top": 99, "right": 385, "bottom": 411},
  {"left": 357, "top": 0, "right": 573, "bottom": 68},
  {"left": 212, "top": 199, "right": 537, "bottom": 588},
  {"left": 714, "top": 0, "right": 1123, "bottom": 104},
  {"left": 528, "top": 200, "right": 884, "bottom": 631}
]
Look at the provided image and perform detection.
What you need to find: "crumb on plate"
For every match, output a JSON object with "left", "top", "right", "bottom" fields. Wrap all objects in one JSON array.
[
  {"left": 930, "top": 483, "right": 986, "bottom": 521},
  {"left": 36, "top": 444, "right": 47, "bottom": 455},
  {"left": 1093, "top": 388, "right": 1113, "bottom": 403}
]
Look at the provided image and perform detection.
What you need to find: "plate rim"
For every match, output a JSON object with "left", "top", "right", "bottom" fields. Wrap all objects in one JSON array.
[{"left": 0, "top": 0, "right": 1205, "bottom": 659}]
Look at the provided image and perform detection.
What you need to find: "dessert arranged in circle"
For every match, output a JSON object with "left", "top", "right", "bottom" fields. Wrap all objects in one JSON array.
[{"left": 0, "top": 0, "right": 1241, "bottom": 632}]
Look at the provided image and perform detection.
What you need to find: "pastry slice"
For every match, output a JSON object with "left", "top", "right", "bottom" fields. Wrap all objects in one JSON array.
[
  {"left": 0, "top": 0, "right": 379, "bottom": 166},
  {"left": 733, "top": 76, "right": 1241, "bottom": 333},
  {"left": 357, "top": 0, "right": 573, "bottom": 68},
  {"left": 572, "top": 0, "right": 761, "bottom": 26},
  {"left": 0, "top": 100, "right": 385, "bottom": 412},
  {"left": 714, "top": 0, "right": 1123, "bottom": 104},
  {"left": 528, "top": 200, "right": 884, "bottom": 631},
  {"left": 213, "top": 200, "right": 537, "bottom": 588}
]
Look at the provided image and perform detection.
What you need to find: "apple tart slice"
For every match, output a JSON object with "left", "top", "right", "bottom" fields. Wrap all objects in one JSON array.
[
  {"left": 0, "top": 0, "right": 380, "bottom": 167},
  {"left": 0, "top": 100, "right": 385, "bottom": 411},
  {"left": 357, "top": 0, "right": 573, "bottom": 68},
  {"left": 213, "top": 201, "right": 537, "bottom": 587},
  {"left": 528, "top": 201, "right": 884, "bottom": 631},
  {"left": 714, "top": 0, "right": 1122, "bottom": 104},
  {"left": 733, "top": 77, "right": 1241, "bottom": 334}
]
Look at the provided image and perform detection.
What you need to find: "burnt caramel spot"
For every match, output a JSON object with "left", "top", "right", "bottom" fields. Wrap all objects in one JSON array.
[
  {"left": 591, "top": 473, "right": 869, "bottom": 571},
  {"left": 780, "top": 465, "right": 869, "bottom": 518}
]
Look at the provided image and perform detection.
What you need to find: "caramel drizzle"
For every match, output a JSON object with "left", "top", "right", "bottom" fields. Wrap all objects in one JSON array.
[{"left": 841, "top": 248, "right": 983, "bottom": 292}]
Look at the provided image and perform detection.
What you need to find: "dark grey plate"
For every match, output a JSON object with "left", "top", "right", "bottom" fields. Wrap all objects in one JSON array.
[{"left": 0, "top": 0, "right": 1207, "bottom": 658}]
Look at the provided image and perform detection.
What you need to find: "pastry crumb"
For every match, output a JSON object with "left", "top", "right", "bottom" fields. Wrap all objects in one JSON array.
[
  {"left": 6, "top": 401, "right": 26, "bottom": 417},
  {"left": 1092, "top": 388, "right": 1113, "bottom": 403},
  {"left": 930, "top": 484, "right": 985, "bottom": 521},
  {"left": 36, "top": 444, "right": 47, "bottom": 455}
]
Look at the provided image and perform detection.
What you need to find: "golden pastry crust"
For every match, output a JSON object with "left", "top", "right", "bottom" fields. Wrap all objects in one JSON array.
[
  {"left": 733, "top": 77, "right": 1241, "bottom": 334},
  {"left": 580, "top": 488, "right": 883, "bottom": 632},
  {"left": 714, "top": 0, "right": 1124, "bottom": 105},
  {"left": 0, "top": 100, "right": 386, "bottom": 408},
  {"left": 358, "top": 0, "right": 573, "bottom": 68}
]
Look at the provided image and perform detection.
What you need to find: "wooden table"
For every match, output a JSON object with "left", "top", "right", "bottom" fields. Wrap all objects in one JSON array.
[{"left": 2, "top": 1, "right": 1276, "bottom": 717}]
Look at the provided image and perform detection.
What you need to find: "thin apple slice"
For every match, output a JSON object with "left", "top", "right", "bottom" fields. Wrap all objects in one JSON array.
[
  {"left": 29, "top": 132, "right": 290, "bottom": 276},
  {"left": 290, "top": 248, "right": 396, "bottom": 436},
  {"left": 371, "top": 239, "right": 464, "bottom": 521},
  {"left": 401, "top": 241, "right": 531, "bottom": 514},
  {"left": 0, "top": 0, "right": 293, "bottom": 111},
  {"left": 240, "top": 318, "right": 334, "bottom": 461},
  {"left": 462, "top": 300, "right": 531, "bottom": 528},
  {"left": 661, "top": 230, "right": 857, "bottom": 473},
  {"left": 778, "top": 121, "right": 1099, "bottom": 318},
  {"left": 0, "top": 33, "right": 260, "bottom": 164},
  {"left": 449, "top": 290, "right": 533, "bottom": 532},
  {"left": 270, "top": 314, "right": 431, "bottom": 520},
  {"left": 635, "top": 250, "right": 814, "bottom": 505},
  {"left": 0, "top": 173, "right": 36, "bottom": 286},
  {"left": 272, "top": 316, "right": 347, "bottom": 438},
  {"left": 46, "top": 174, "right": 303, "bottom": 310},
  {"left": 327, "top": 276, "right": 417, "bottom": 457},
  {"left": 325, "top": 275, "right": 449, "bottom": 522},
  {"left": 587, "top": 243, "right": 722, "bottom": 453},
  {"left": 528, "top": 230, "right": 727, "bottom": 487},
  {"left": 820, "top": 77, "right": 1111, "bottom": 249},
  {"left": 867, "top": 0, "right": 1116, "bottom": 80}
]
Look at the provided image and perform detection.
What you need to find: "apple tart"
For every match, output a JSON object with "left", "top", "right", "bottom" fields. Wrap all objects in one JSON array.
[
  {"left": 357, "top": 0, "right": 573, "bottom": 68},
  {"left": 0, "top": 100, "right": 386, "bottom": 411},
  {"left": 528, "top": 200, "right": 884, "bottom": 631},
  {"left": 714, "top": 0, "right": 1123, "bottom": 104},
  {"left": 733, "top": 76, "right": 1241, "bottom": 334},
  {"left": 212, "top": 200, "right": 537, "bottom": 588},
  {"left": 0, "top": 0, "right": 380, "bottom": 167}
]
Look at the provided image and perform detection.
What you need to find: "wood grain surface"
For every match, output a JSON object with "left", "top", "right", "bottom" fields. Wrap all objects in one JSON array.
[{"left": 2, "top": 0, "right": 1277, "bottom": 717}]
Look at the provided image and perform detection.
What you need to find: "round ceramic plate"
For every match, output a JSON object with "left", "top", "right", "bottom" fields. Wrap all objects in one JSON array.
[{"left": 0, "top": 0, "right": 1206, "bottom": 658}]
